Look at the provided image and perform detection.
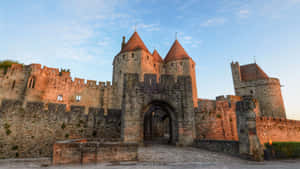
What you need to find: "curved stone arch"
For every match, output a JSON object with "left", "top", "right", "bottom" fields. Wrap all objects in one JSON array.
[{"left": 141, "top": 100, "right": 179, "bottom": 144}]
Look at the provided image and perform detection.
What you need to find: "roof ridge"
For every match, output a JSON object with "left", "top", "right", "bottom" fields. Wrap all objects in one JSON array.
[
  {"left": 164, "top": 40, "right": 190, "bottom": 62},
  {"left": 120, "top": 32, "right": 150, "bottom": 53}
]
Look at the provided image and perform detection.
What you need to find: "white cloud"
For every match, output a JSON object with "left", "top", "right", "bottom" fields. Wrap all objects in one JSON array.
[
  {"left": 133, "top": 23, "right": 160, "bottom": 32},
  {"left": 201, "top": 17, "right": 227, "bottom": 27},
  {"left": 237, "top": 9, "right": 250, "bottom": 18}
]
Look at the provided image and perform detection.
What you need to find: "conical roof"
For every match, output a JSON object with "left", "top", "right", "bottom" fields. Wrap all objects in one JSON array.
[
  {"left": 121, "top": 32, "right": 150, "bottom": 53},
  {"left": 164, "top": 40, "right": 190, "bottom": 62},
  {"left": 152, "top": 49, "right": 163, "bottom": 62}
]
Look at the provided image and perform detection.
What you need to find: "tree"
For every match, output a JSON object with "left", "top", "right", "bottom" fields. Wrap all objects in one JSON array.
[{"left": 0, "top": 60, "right": 20, "bottom": 74}]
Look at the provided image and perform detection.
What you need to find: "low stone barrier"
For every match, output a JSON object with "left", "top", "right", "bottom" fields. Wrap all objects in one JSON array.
[
  {"left": 52, "top": 139, "right": 138, "bottom": 165},
  {"left": 194, "top": 139, "right": 239, "bottom": 155}
]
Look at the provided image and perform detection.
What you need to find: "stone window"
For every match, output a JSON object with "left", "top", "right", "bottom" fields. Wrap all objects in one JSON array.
[
  {"left": 154, "top": 64, "right": 156, "bottom": 68},
  {"left": 132, "top": 53, "right": 134, "bottom": 58},
  {"left": 57, "top": 95, "right": 63, "bottom": 101},
  {"left": 122, "top": 55, "right": 125, "bottom": 59},
  {"left": 180, "top": 62, "right": 183, "bottom": 66},
  {"left": 147, "top": 55, "right": 149, "bottom": 60},
  {"left": 76, "top": 95, "right": 81, "bottom": 102},
  {"left": 28, "top": 77, "right": 36, "bottom": 88},
  {"left": 12, "top": 80, "right": 16, "bottom": 89}
]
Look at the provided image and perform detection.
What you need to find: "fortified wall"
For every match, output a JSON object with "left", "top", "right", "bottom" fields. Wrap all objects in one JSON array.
[
  {"left": 195, "top": 95, "right": 300, "bottom": 146},
  {"left": 0, "top": 64, "right": 115, "bottom": 114},
  {"left": 0, "top": 99, "right": 121, "bottom": 158}
]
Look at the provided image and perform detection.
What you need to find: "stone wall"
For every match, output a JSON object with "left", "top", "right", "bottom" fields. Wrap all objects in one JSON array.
[
  {"left": 256, "top": 117, "right": 300, "bottom": 144},
  {"left": 193, "top": 139, "right": 239, "bottom": 155},
  {"left": 195, "top": 95, "right": 242, "bottom": 141},
  {"left": 0, "top": 99, "right": 121, "bottom": 158},
  {"left": 53, "top": 139, "right": 138, "bottom": 165},
  {"left": 0, "top": 64, "right": 115, "bottom": 113}
]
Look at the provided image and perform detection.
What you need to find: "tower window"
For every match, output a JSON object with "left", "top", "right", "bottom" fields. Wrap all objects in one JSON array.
[
  {"left": 57, "top": 95, "right": 63, "bottom": 101},
  {"left": 12, "top": 80, "right": 16, "bottom": 89},
  {"left": 28, "top": 77, "right": 36, "bottom": 88},
  {"left": 76, "top": 95, "right": 81, "bottom": 102}
]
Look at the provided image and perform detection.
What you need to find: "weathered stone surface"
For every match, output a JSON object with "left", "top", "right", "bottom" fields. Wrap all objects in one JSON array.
[{"left": 52, "top": 139, "right": 138, "bottom": 165}]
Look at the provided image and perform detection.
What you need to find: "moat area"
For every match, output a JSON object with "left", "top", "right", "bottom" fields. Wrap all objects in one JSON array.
[{"left": 1, "top": 145, "right": 300, "bottom": 169}]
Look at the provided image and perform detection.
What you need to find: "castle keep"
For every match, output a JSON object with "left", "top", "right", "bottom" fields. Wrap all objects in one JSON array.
[{"left": 1, "top": 31, "right": 300, "bottom": 161}]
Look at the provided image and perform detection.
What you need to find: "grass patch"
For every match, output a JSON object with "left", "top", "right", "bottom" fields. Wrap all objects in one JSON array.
[{"left": 265, "top": 142, "right": 300, "bottom": 158}]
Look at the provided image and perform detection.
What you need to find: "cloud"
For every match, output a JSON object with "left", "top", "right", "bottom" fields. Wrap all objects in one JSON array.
[
  {"left": 237, "top": 9, "right": 250, "bottom": 18},
  {"left": 201, "top": 17, "right": 227, "bottom": 27},
  {"left": 133, "top": 23, "right": 160, "bottom": 32}
]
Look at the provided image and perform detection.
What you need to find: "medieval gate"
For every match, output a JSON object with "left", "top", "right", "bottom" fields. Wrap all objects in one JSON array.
[{"left": 121, "top": 73, "right": 195, "bottom": 146}]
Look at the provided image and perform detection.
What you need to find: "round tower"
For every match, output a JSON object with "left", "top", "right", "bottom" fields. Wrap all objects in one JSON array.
[
  {"left": 163, "top": 40, "right": 198, "bottom": 107},
  {"left": 112, "top": 31, "right": 156, "bottom": 108}
]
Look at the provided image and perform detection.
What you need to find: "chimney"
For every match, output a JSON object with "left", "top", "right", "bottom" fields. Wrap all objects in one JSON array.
[{"left": 121, "top": 36, "right": 126, "bottom": 50}]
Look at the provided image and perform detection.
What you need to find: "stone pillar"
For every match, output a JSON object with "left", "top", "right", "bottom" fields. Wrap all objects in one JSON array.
[
  {"left": 236, "top": 96, "right": 263, "bottom": 161},
  {"left": 121, "top": 74, "right": 143, "bottom": 144}
]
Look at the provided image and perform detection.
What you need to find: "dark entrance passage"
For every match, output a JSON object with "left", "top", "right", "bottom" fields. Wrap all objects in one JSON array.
[{"left": 143, "top": 101, "right": 177, "bottom": 145}]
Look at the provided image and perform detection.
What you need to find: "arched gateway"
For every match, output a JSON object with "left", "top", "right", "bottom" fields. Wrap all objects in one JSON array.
[
  {"left": 121, "top": 74, "right": 195, "bottom": 146},
  {"left": 143, "top": 101, "right": 178, "bottom": 144}
]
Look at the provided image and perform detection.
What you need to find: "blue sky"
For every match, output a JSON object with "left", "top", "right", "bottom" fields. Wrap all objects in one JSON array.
[{"left": 1, "top": 0, "right": 300, "bottom": 119}]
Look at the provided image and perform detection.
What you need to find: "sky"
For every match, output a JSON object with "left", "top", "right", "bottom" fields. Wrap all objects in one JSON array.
[{"left": 1, "top": 0, "right": 300, "bottom": 119}]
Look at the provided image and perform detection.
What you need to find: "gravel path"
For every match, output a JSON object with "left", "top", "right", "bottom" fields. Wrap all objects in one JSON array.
[{"left": 0, "top": 144, "right": 300, "bottom": 169}]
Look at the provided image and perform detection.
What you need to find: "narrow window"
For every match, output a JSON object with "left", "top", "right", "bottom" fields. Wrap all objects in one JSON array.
[
  {"left": 57, "top": 95, "right": 63, "bottom": 101},
  {"left": 154, "top": 64, "right": 156, "bottom": 68},
  {"left": 28, "top": 77, "right": 36, "bottom": 88},
  {"left": 147, "top": 55, "right": 149, "bottom": 60},
  {"left": 12, "top": 80, "right": 16, "bottom": 89},
  {"left": 76, "top": 95, "right": 81, "bottom": 102},
  {"left": 132, "top": 53, "right": 134, "bottom": 58},
  {"left": 123, "top": 55, "right": 125, "bottom": 59}
]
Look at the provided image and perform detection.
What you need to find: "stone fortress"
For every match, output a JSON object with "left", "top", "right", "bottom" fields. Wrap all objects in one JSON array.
[{"left": 0, "top": 31, "right": 300, "bottom": 161}]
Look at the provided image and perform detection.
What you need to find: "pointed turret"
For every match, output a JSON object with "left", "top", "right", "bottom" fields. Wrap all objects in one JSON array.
[
  {"left": 164, "top": 40, "right": 190, "bottom": 62},
  {"left": 121, "top": 31, "right": 150, "bottom": 53},
  {"left": 152, "top": 49, "right": 163, "bottom": 62}
]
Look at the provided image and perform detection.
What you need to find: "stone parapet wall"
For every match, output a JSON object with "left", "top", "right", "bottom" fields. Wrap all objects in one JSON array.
[
  {"left": 53, "top": 139, "right": 138, "bottom": 165},
  {"left": 0, "top": 99, "right": 121, "bottom": 158},
  {"left": 193, "top": 139, "right": 239, "bottom": 155},
  {"left": 256, "top": 117, "right": 300, "bottom": 144}
]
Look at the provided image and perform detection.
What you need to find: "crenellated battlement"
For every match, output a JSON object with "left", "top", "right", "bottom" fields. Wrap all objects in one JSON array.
[{"left": 0, "top": 99, "right": 121, "bottom": 121}]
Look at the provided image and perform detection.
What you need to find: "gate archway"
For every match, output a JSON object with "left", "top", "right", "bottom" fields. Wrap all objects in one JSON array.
[{"left": 142, "top": 101, "right": 178, "bottom": 144}]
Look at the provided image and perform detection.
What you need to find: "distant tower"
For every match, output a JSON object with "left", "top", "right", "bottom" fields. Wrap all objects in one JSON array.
[
  {"left": 231, "top": 62, "right": 286, "bottom": 118},
  {"left": 163, "top": 40, "right": 198, "bottom": 107}
]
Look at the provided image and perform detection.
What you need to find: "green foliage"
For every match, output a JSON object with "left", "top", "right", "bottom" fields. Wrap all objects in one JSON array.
[
  {"left": 59, "top": 68, "right": 70, "bottom": 76},
  {"left": 0, "top": 60, "right": 20, "bottom": 73},
  {"left": 6, "top": 129, "right": 11, "bottom": 136},
  {"left": 4, "top": 123, "right": 11, "bottom": 136},
  {"left": 11, "top": 145, "right": 18, "bottom": 150},
  {"left": 61, "top": 123, "right": 66, "bottom": 130},
  {"left": 216, "top": 114, "right": 222, "bottom": 118},
  {"left": 265, "top": 142, "right": 300, "bottom": 158},
  {"left": 65, "top": 133, "right": 69, "bottom": 138}
]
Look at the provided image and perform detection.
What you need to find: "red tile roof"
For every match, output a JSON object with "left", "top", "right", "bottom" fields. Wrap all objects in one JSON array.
[
  {"left": 121, "top": 32, "right": 150, "bottom": 53},
  {"left": 240, "top": 63, "right": 269, "bottom": 81},
  {"left": 152, "top": 49, "right": 163, "bottom": 62},
  {"left": 164, "top": 40, "right": 190, "bottom": 62}
]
